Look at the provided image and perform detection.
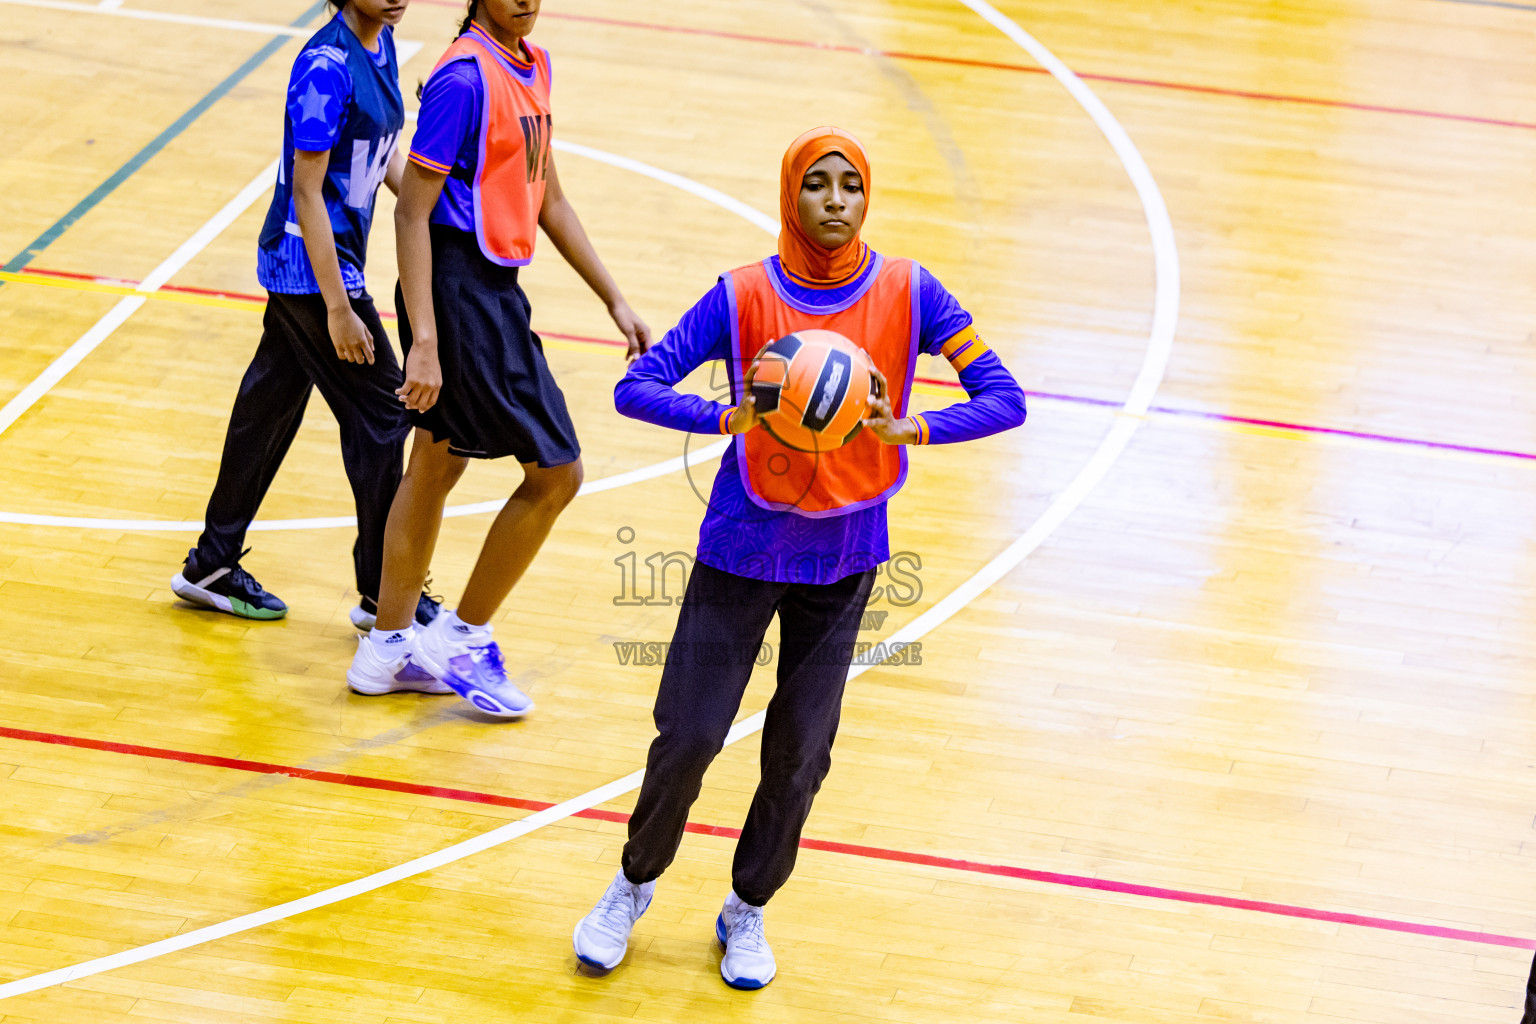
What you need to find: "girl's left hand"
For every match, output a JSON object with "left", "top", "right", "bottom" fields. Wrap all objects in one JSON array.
[
  {"left": 610, "top": 301, "right": 653, "bottom": 362},
  {"left": 861, "top": 366, "right": 918, "bottom": 445}
]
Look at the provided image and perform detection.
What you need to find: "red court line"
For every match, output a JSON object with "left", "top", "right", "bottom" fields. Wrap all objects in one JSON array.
[
  {"left": 408, "top": 5, "right": 1536, "bottom": 132},
  {"left": 19, "top": 265, "right": 1536, "bottom": 464},
  {"left": 2, "top": 724, "right": 1532, "bottom": 951}
]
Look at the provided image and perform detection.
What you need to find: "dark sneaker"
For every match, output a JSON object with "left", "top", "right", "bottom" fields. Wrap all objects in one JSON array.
[
  {"left": 171, "top": 548, "right": 287, "bottom": 621},
  {"left": 349, "top": 590, "right": 443, "bottom": 631}
]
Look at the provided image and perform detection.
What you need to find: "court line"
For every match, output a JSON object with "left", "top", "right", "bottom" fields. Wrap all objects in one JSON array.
[
  {"left": 20, "top": 0, "right": 1530, "bottom": 133},
  {"left": 10, "top": 267, "right": 1533, "bottom": 478},
  {"left": 0, "top": 441, "right": 729, "bottom": 532},
  {"left": 2, "top": 724, "right": 1530, "bottom": 952},
  {"left": 0, "top": 0, "right": 1183, "bottom": 999},
  {"left": 1429, "top": 0, "right": 1536, "bottom": 10},
  {"left": 0, "top": 135, "right": 770, "bottom": 529},
  {"left": 518, "top": 8, "right": 1536, "bottom": 133},
  {"left": 0, "top": 133, "right": 776, "bottom": 457},
  {"left": 0, "top": 160, "right": 283, "bottom": 441},
  {"left": 0, "top": 0, "right": 328, "bottom": 275},
  {"left": 0, "top": 0, "right": 313, "bottom": 35}
]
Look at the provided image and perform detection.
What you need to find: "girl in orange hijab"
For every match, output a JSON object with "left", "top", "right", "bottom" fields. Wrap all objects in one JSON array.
[{"left": 574, "top": 127, "right": 1027, "bottom": 989}]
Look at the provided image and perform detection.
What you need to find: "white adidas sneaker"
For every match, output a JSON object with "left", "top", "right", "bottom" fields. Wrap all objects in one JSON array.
[
  {"left": 573, "top": 871, "right": 655, "bottom": 970},
  {"left": 414, "top": 614, "right": 534, "bottom": 717},
  {"left": 345, "top": 633, "right": 453, "bottom": 696},
  {"left": 717, "top": 891, "right": 776, "bottom": 989}
]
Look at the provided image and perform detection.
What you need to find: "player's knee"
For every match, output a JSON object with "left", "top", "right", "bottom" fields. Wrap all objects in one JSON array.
[
  {"left": 523, "top": 459, "right": 583, "bottom": 510},
  {"left": 653, "top": 725, "right": 727, "bottom": 774},
  {"left": 405, "top": 444, "right": 467, "bottom": 491}
]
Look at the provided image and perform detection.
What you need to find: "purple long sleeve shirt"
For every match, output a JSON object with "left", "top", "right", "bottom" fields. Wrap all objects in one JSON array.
[{"left": 616, "top": 254, "right": 1026, "bottom": 584}]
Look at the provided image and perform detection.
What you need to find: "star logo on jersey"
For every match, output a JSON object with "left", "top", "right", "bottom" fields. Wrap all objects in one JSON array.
[{"left": 297, "top": 82, "right": 333, "bottom": 124}]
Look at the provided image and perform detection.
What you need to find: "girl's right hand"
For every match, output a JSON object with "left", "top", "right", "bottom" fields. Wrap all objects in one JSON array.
[
  {"left": 726, "top": 360, "right": 763, "bottom": 434},
  {"left": 329, "top": 305, "right": 375, "bottom": 365},
  {"left": 397, "top": 345, "right": 442, "bottom": 411}
]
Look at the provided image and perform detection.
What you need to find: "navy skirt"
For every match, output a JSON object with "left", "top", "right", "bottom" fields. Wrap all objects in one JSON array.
[{"left": 396, "top": 224, "right": 581, "bottom": 466}]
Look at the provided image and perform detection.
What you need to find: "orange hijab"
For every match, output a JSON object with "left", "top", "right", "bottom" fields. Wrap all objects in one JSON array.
[{"left": 778, "top": 126, "right": 871, "bottom": 286}]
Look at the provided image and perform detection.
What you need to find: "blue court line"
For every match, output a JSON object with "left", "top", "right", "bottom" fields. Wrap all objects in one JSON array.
[
  {"left": 2, "top": 0, "right": 329, "bottom": 275},
  {"left": 1429, "top": 0, "right": 1536, "bottom": 11}
]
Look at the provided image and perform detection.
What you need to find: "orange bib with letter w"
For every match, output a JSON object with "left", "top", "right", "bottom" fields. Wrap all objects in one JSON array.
[
  {"left": 726, "top": 255, "right": 919, "bottom": 517},
  {"left": 432, "top": 29, "right": 552, "bottom": 266}
]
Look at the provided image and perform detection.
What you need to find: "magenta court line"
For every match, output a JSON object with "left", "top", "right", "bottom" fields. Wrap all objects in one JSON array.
[
  {"left": 1023, "top": 387, "right": 1536, "bottom": 461},
  {"left": 1, "top": 725, "right": 1532, "bottom": 951},
  {"left": 18, "top": 265, "right": 1536, "bottom": 465},
  {"left": 14, "top": 264, "right": 1536, "bottom": 463}
]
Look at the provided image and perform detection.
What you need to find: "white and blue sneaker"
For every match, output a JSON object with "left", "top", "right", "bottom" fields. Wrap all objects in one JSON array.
[
  {"left": 573, "top": 871, "right": 654, "bottom": 970},
  {"left": 414, "top": 615, "right": 534, "bottom": 718},
  {"left": 346, "top": 632, "right": 453, "bottom": 696},
  {"left": 717, "top": 891, "right": 776, "bottom": 990}
]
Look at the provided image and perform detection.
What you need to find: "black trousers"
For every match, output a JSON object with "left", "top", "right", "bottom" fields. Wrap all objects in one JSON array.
[
  {"left": 196, "top": 291, "right": 408, "bottom": 599},
  {"left": 622, "top": 561, "right": 877, "bottom": 906}
]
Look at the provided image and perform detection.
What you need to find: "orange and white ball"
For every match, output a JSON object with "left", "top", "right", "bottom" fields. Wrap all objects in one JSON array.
[{"left": 749, "top": 329, "right": 877, "bottom": 452}]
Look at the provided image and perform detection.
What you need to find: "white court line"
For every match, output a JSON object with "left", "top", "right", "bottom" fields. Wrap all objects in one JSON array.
[
  {"left": 0, "top": 3, "right": 427, "bottom": 55},
  {"left": 0, "top": 441, "right": 730, "bottom": 532},
  {"left": 0, "top": 0, "right": 1180, "bottom": 1001},
  {"left": 0, "top": 140, "right": 775, "bottom": 530},
  {"left": 0, "top": 0, "right": 311, "bottom": 35},
  {"left": 0, "top": 161, "right": 281, "bottom": 441}
]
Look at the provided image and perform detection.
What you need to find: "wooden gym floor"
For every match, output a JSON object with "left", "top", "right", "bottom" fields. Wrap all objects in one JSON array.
[{"left": 1, "top": 0, "right": 1534, "bottom": 1020}]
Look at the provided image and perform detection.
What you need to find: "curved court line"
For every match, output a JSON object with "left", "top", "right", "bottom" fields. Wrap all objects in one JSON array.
[
  {"left": 0, "top": 1, "right": 328, "bottom": 275},
  {"left": 0, "top": 1, "right": 1180, "bottom": 1001},
  {"left": 7, "top": 724, "right": 1532, "bottom": 951},
  {"left": 0, "top": 0, "right": 312, "bottom": 35},
  {"left": 0, "top": 441, "right": 730, "bottom": 532},
  {"left": 0, "top": 140, "right": 775, "bottom": 531}
]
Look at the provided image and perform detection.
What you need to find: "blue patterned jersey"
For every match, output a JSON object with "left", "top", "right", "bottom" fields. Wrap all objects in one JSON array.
[{"left": 257, "top": 15, "right": 403, "bottom": 295}]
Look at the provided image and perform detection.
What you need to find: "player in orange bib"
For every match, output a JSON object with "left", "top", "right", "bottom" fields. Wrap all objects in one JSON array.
[
  {"left": 572, "top": 127, "right": 1028, "bottom": 988},
  {"left": 345, "top": 0, "right": 651, "bottom": 713}
]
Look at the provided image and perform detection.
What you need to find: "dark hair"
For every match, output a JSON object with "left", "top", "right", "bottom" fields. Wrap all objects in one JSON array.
[
  {"left": 416, "top": 1, "right": 482, "bottom": 99},
  {"left": 458, "top": 0, "right": 480, "bottom": 36},
  {"left": 327, "top": 0, "right": 350, "bottom": 11}
]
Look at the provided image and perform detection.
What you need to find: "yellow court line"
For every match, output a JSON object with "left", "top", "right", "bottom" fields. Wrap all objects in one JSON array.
[{"left": 0, "top": 271, "right": 265, "bottom": 313}]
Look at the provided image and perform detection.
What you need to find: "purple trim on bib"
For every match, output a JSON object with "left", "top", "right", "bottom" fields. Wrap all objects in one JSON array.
[{"left": 763, "top": 254, "right": 885, "bottom": 315}]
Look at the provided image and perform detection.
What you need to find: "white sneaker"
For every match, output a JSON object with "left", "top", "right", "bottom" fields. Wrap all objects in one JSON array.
[
  {"left": 717, "top": 891, "right": 776, "bottom": 989},
  {"left": 345, "top": 634, "right": 453, "bottom": 695},
  {"left": 414, "top": 615, "right": 534, "bottom": 717},
  {"left": 573, "top": 871, "right": 654, "bottom": 970}
]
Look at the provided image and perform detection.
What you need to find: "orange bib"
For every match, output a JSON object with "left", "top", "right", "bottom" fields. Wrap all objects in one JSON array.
[
  {"left": 726, "top": 255, "right": 919, "bottom": 517},
  {"left": 432, "top": 28, "right": 552, "bottom": 266}
]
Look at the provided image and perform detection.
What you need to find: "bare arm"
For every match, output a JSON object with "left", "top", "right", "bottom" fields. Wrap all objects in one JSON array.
[
  {"left": 292, "top": 148, "right": 375, "bottom": 364},
  {"left": 383, "top": 145, "right": 406, "bottom": 197},
  {"left": 394, "top": 160, "right": 449, "bottom": 411},
  {"left": 538, "top": 154, "right": 652, "bottom": 361}
]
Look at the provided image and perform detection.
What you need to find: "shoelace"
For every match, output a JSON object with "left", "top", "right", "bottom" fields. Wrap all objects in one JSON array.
[
  {"left": 421, "top": 573, "right": 443, "bottom": 606},
  {"left": 594, "top": 881, "right": 641, "bottom": 933},
  {"left": 469, "top": 641, "right": 505, "bottom": 676},
  {"left": 729, "top": 905, "right": 768, "bottom": 953},
  {"left": 226, "top": 548, "right": 266, "bottom": 599}
]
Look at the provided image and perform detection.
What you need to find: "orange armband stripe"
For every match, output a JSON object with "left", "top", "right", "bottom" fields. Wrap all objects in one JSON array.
[
  {"left": 939, "top": 325, "right": 989, "bottom": 372},
  {"left": 909, "top": 414, "right": 929, "bottom": 445},
  {"left": 407, "top": 151, "right": 453, "bottom": 174}
]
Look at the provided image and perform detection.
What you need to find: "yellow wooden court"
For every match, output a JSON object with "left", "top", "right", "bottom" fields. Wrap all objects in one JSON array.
[{"left": 1, "top": 0, "right": 1534, "bottom": 1020}]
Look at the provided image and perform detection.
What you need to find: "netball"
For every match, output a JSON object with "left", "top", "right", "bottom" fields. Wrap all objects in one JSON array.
[{"left": 749, "top": 329, "right": 876, "bottom": 452}]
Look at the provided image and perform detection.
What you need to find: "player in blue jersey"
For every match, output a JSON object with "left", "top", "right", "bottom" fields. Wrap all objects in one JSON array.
[
  {"left": 172, "top": 0, "right": 441, "bottom": 644},
  {"left": 572, "top": 128, "right": 1026, "bottom": 989}
]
